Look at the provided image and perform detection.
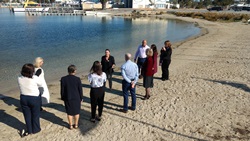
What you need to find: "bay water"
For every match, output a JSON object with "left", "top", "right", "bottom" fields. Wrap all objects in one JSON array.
[{"left": 0, "top": 8, "right": 200, "bottom": 95}]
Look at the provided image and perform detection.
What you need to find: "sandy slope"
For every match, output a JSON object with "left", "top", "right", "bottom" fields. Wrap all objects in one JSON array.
[{"left": 0, "top": 14, "right": 249, "bottom": 141}]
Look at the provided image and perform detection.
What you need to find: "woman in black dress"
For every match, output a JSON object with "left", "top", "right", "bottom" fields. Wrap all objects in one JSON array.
[
  {"left": 101, "top": 49, "right": 115, "bottom": 90},
  {"left": 61, "top": 65, "right": 83, "bottom": 129},
  {"left": 160, "top": 40, "right": 172, "bottom": 81}
]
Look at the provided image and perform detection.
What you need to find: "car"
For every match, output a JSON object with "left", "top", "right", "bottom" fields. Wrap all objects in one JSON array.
[{"left": 207, "top": 6, "right": 223, "bottom": 11}]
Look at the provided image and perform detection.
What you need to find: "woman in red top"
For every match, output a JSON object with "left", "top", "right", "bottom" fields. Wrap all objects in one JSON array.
[{"left": 142, "top": 49, "right": 154, "bottom": 100}]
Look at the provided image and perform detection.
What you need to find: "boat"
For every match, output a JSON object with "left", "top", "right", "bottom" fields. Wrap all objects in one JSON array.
[{"left": 12, "top": 0, "right": 49, "bottom": 13}]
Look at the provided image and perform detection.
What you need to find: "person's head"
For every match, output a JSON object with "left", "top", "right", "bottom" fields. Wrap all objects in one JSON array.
[
  {"left": 151, "top": 44, "right": 158, "bottom": 54},
  {"left": 90, "top": 61, "right": 102, "bottom": 75},
  {"left": 68, "top": 65, "right": 77, "bottom": 74},
  {"left": 125, "top": 53, "right": 131, "bottom": 61},
  {"left": 146, "top": 49, "right": 153, "bottom": 57},
  {"left": 21, "top": 63, "right": 35, "bottom": 78},
  {"left": 142, "top": 40, "right": 147, "bottom": 47},
  {"left": 34, "top": 57, "right": 44, "bottom": 68},
  {"left": 105, "top": 49, "right": 110, "bottom": 57},
  {"left": 164, "top": 40, "right": 171, "bottom": 48}
]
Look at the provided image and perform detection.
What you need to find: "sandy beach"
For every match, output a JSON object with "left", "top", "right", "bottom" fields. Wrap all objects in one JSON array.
[{"left": 0, "top": 11, "right": 250, "bottom": 141}]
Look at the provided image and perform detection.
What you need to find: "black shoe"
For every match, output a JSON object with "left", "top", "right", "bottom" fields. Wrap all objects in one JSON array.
[
  {"left": 96, "top": 116, "right": 102, "bottom": 121},
  {"left": 119, "top": 109, "right": 128, "bottom": 113},
  {"left": 128, "top": 106, "right": 135, "bottom": 111},
  {"left": 90, "top": 118, "right": 96, "bottom": 123},
  {"left": 20, "top": 129, "right": 29, "bottom": 138}
]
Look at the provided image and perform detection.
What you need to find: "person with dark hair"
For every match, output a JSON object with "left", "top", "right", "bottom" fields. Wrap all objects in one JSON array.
[
  {"left": 60, "top": 65, "right": 83, "bottom": 129},
  {"left": 134, "top": 40, "right": 150, "bottom": 79},
  {"left": 150, "top": 44, "right": 158, "bottom": 75},
  {"left": 18, "top": 63, "right": 42, "bottom": 137},
  {"left": 88, "top": 61, "right": 106, "bottom": 123},
  {"left": 142, "top": 49, "right": 154, "bottom": 100},
  {"left": 101, "top": 49, "right": 115, "bottom": 90},
  {"left": 160, "top": 40, "right": 172, "bottom": 81},
  {"left": 120, "top": 53, "right": 139, "bottom": 113}
]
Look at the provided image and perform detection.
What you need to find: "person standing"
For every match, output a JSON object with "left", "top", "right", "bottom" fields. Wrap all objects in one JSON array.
[
  {"left": 34, "top": 57, "right": 50, "bottom": 111},
  {"left": 101, "top": 49, "right": 115, "bottom": 90},
  {"left": 160, "top": 40, "right": 172, "bottom": 81},
  {"left": 18, "top": 63, "right": 42, "bottom": 137},
  {"left": 61, "top": 65, "right": 83, "bottom": 129},
  {"left": 151, "top": 44, "right": 158, "bottom": 75},
  {"left": 120, "top": 53, "right": 139, "bottom": 113},
  {"left": 142, "top": 49, "right": 154, "bottom": 100},
  {"left": 134, "top": 40, "right": 150, "bottom": 79},
  {"left": 88, "top": 61, "right": 107, "bottom": 123}
]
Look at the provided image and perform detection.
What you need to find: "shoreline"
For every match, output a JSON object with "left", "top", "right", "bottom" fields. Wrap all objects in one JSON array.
[
  {"left": 1, "top": 10, "right": 250, "bottom": 141},
  {"left": 1, "top": 13, "right": 205, "bottom": 98}
]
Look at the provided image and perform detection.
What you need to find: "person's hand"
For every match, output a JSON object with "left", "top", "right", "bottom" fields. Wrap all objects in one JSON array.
[
  {"left": 152, "top": 67, "right": 154, "bottom": 70},
  {"left": 131, "top": 81, "right": 135, "bottom": 88},
  {"left": 112, "top": 64, "right": 115, "bottom": 68}
]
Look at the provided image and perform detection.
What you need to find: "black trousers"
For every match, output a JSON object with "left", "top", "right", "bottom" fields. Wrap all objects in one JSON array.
[
  {"left": 104, "top": 73, "right": 112, "bottom": 89},
  {"left": 161, "top": 60, "right": 171, "bottom": 80},
  {"left": 20, "top": 95, "right": 41, "bottom": 134},
  {"left": 90, "top": 87, "right": 105, "bottom": 119}
]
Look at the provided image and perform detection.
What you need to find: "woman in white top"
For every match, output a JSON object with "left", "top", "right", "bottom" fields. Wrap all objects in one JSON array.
[
  {"left": 88, "top": 61, "right": 106, "bottom": 123},
  {"left": 34, "top": 57, "right": 50, "bottom": 111},
  {"left": 18, "top": 63, "right": 42, "bottom": 136}
]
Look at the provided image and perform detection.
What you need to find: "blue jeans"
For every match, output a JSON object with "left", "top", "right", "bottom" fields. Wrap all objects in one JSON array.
[
  {"left": 122, "top": 80, "right": 136, "bottom": 111},
  {"left": 137, "top": 57, "right": 147, "bottom": 74},
  {"left": 20, "top": 95, "right": 41, "bottom": 134}
]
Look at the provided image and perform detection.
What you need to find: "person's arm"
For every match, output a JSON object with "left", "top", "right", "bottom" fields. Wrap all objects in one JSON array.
[
  {"left": 35, "top": 69, "right": 42, "bottom": 76},
  {"left": 133, "top": 64, "right": 139, "bottom": 85},
  {"left": 134, "top": 46, "right": 140, "bottom": 62},
  {"left": 112, "top": 56, "right": 116, "bottom": 68},
  {"left": 78, "top": 78, "right": 83, "bottom": 102},
  {"left": 87, "top": 74, "right": 92, "bottom": 84},
  {"left": 121, "top": 66, "right": 131, "bottom": 83},
  {"left": 60, "top": 78, "right": 65, "bottom": 101}
]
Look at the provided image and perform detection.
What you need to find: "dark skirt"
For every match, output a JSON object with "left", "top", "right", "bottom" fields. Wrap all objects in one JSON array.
[
  {"left": 64, "top": 100, "right": 81, "bottom": 116},
  {"left": 143, "top": 76, "right": 154, "bottom": 88}
]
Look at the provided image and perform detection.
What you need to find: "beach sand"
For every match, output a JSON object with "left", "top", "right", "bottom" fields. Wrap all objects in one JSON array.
[{"left": 0, "top": 12, "right": 250, "bottom": 141}]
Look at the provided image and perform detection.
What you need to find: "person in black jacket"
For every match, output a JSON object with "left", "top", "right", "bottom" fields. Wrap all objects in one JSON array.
[
  {"left": 60, "top": 65, "right": 83, "bottom": 129},
  {"left": 101, "top": 49, "right": 115, "bottom": 90},
  {"left": 160, "top": 40, "right": 172, "bottom": 81}
]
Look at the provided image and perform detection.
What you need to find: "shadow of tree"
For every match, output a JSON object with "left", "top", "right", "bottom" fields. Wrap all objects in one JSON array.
[{"left": 194, "top": 77, "right": 250, "bottom": 93}]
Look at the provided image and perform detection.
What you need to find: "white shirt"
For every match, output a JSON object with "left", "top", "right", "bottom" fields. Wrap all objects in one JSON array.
[
  {"left": 18, "top": 75, "right": 42, "bottom": 97},
  {"left": 88, "top": 72, "right": 107, "bottom": 88},
  {"left": 134, "top": 45, "right": 150, "bottom": 59}
]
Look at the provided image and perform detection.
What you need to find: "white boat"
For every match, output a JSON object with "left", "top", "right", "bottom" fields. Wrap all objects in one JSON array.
[
  {"left": 12, "top": 0, "right": 49, "bottom": 12},
  {"left": 13, "top": 7, "right": 49, "bottom": 12}
]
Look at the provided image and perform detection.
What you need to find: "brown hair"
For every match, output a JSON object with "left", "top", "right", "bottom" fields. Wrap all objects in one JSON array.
[
  {"left": 21, "top": 63, "right": 35, "bottom": 78},
  {"left": 68, "top": 65, "right": 76, "bottom": 74},
  {"left": 90, "top": 61, "right": 102, "bottom": 76},
  {"left": 164, "top": 40, "right": 172, "bottom": 48},
  {"left": 151, "top": 44, "right": 158, "bottom": 54}
]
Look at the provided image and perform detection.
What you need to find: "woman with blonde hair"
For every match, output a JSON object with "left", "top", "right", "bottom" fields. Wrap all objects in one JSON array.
[
  {"left": 142, "top": 49, "right": 154, "bottom": 100},
  {"left": 34, "top": 57, "right": 50, "bottom": 111}
]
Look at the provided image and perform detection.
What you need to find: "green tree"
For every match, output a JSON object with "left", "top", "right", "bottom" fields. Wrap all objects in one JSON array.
[{"left": 203, "top": 0, "right": 212, "bottom": 7}]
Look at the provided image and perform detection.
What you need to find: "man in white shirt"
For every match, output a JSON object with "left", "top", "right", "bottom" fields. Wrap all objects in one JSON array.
[{"left": 134, "top": 40, "right": 150, "bottom": 79}]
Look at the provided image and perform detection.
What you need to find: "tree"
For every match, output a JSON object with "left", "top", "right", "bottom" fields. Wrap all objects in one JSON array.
[
  {"left": 100, "top": 0, "right": 108, "bottom": 10},
  {"left": 203, "top": 0, "right": 212, "bottom": 7},
  {"left": 212, "top": 0, "right": 234, "bottom": 6}
]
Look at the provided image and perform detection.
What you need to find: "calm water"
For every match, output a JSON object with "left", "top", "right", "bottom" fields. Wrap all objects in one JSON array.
[{"left": 0, "top": 8, "right": 200, "bottom": 95}]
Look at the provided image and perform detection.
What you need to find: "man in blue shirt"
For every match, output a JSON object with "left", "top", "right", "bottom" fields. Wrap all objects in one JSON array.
[{"left": 120, "top": 53, "right": 139, "bottom": 113}]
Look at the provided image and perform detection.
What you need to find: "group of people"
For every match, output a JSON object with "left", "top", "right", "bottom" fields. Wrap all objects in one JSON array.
[{"left": 17, "top": 40, "right": 172, "bottom": 137}]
